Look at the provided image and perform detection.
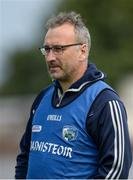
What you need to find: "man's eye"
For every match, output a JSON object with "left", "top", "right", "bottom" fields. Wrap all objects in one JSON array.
[
  {"left": 54, "top": 46, "right": 62, "bottom": 52},
  {"left": 45, "top": 46, "right": 50, "bottom": 52}
]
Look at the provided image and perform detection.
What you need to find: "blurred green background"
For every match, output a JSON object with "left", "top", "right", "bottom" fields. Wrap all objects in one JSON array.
[{"left": 0, "top": 0, "right": 133, "bottom": 178}]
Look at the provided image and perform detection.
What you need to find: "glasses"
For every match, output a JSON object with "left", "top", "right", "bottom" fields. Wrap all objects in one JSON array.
[{"left": 39, "top": 43, "right": 82, "bottom": 56}]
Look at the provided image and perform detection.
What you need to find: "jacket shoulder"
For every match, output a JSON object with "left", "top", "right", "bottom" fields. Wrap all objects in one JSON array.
[{"left": 90, "top": 88, "right": 120, "bottom": 113}]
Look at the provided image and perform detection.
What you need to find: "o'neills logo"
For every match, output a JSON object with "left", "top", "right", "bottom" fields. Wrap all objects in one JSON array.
[
  {"left": 47, "top": 114, "right": 62, "bottom": 121},
  {"left": 30, "top": 141, "right": 72, "bottom": 158}
]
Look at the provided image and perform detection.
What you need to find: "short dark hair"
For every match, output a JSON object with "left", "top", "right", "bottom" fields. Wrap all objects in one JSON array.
[{"left": 46, "top": 11, "right": 91, "bottom": 49}]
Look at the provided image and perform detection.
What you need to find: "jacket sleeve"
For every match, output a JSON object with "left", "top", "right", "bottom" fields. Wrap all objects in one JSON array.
[
  {"left": 87, "top": 89, "right": 132, "bottom": 179},
  {"left": 15, "top": 115, "right": 32, "bottom": 179},
  {"left": 15, "top": 88, "right": 47, "bottom": 179}
]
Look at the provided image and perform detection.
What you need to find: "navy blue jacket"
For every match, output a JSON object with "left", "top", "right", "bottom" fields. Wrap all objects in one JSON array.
[{"left": 15, "top": 63, "right": 132, "bottom": 179}]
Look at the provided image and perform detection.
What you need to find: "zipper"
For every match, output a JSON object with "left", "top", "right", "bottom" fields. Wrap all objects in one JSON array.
[{"left": 56, "top": 93, "right": 65, "bottom": 107}]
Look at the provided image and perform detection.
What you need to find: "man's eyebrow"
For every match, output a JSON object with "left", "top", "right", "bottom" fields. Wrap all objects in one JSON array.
[{"left": 43, "top": 44, "right": 62, "bottom": 47}]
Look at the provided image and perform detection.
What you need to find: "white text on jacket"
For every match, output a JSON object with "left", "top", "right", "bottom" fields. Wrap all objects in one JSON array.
[{"left": 30, "top": 141, "right": 72, "bottom": 158}]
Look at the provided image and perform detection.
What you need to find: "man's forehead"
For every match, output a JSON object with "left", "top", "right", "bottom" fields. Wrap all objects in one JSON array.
[
  {"left": 46, "top": 23, "right": 75, "bottom": 35},
  {"left": 44, "top": 24, "right": 76, "bottom": 43}
]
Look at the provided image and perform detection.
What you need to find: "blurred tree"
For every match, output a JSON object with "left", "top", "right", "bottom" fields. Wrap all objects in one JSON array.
[
  {"left": 0, "top": 49, "right": 51, "bottom": 95},
  {"left": 0, "top": 0, "right": 133, "bottom": 95}
]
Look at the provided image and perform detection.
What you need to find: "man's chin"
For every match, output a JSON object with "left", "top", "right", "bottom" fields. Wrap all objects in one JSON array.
[{"left": 50, "top": 73, "right": 62, "bottom": 80}]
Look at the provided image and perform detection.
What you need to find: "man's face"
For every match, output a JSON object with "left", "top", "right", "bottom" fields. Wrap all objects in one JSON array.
[{"left": 44, "top": 23, "right": 87, "bottom": 83}]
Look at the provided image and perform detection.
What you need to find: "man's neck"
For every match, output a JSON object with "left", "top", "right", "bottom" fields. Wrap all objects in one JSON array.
[
  {"left": 59, "top": 81, "right": 71, "bottom": 93},
  {"left": 59, "top": 66, "right": 87, "bottom": 93}
]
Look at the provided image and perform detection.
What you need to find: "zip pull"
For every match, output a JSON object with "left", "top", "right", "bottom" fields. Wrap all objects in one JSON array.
[
  {"left": 56, "top": 93, "right": 64, "bottom": 107},
  {"left": 56, "top": 88, "right": 70, "bottom": 107}
]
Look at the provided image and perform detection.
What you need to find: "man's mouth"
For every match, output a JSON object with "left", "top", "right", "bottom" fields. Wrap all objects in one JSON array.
[{"left": 49, "top": 65, "right": 61, "bottom": 72}]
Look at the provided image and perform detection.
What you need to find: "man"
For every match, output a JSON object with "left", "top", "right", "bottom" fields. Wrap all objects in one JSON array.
[{"left": 15, "top": 11, "right": 132, "bottom": 179}]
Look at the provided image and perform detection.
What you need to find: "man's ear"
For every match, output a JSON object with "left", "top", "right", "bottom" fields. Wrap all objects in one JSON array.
[{"left": 79, "top": 44, "right": 88, "bottom": 61}]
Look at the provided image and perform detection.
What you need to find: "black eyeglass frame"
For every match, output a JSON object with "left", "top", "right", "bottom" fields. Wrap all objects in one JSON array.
[{"left": 39, "top": 43, "right": 83, "bottom": 56}]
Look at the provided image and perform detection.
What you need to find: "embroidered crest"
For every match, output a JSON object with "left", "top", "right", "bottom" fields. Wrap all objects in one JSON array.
[{"left": 62, "top": 125, "right": 78, "bottom": 142}]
